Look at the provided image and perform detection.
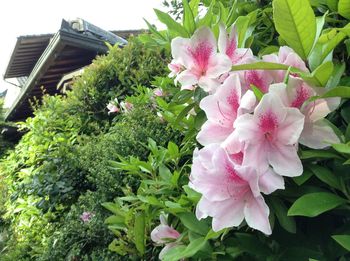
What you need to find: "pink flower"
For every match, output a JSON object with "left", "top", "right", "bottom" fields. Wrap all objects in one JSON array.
[
  {"left": 168, "top": 60, "right": 183, "bottom": 78},
  {"left": 234, "top": 92, "right": 305, "bottom": 177},
  {"left": 263, "top": 46, "right": 309, "bottom": 82},
  {"left": 270, "top": 78, "right": 340, "bottom": 149},
  {"left": 171, "top": 26, "right": 231, "bottom": 92},
  {"left": 218, "top": 24, "right": 253, "bottom": 65},
  {"left": 151, "top": 214, "right": 181, "bottom": 260},
  {"left": 190, "top": 145, "right": 284, "bottom": 235},
  {"left": 244, "top": 69, "right": 274, "bottom": 93},
  {"left": 197, "top": 74, "right": 256, "bottom": 145},
  {"left": 120, "top": 101, "right": 133, "bottom": 112},
  {"left": 80, "top": 211, "right": 95, "bottom": 223},
  {"left": 153, "top": 88, "right": 164, "bottom": 97},
  {"left": 107, "top": 98, "right": 120, "bottom": 114}
]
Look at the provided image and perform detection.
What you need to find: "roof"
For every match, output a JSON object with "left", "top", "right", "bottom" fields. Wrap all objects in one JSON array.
[
  {"left": 4, "top": 34, "right": 53, "bottom": 79},
  {"left": 4, "top": 19, "right": 128, "bottom": 121}
]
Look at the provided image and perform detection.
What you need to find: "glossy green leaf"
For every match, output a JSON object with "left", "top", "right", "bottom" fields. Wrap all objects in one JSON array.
[
  {"left": 189, "top": 0, "right": 200, "bottom": 18},
  {"left": 154, "top": 9, "right": 189, "bottom": 37},
  {"left": 251, "top": 84, "right": 264, "bottom": 101},
  {"left": 332, "top": 235, "right": 350, "bottom": 251},
  {"left": 134, "top": 212, "right": 145, "bottom": 255},
  {"left": 327, "top": 0, "right": 338, "bottom": 11},
  {"left": 332, "top": 143, "right": 350, "bottom": 154},
  {"left": 293, "top": 169, "right": 313, "bottom": 185},
  {"left": 327, "top": 62, "right": 346, "bottom": 88},
  {"left": 182, "top": 0, "right": 196, "bottom": 34},
  {"left": 159, "top": 164, "right": 172, "bottom": 181},
  {"left": 232, "top": 61, "right": 291, "bottom": 71},
  {"left": 163, "top": 237, "right": 207, "bottom": 260},
  {"left": 302, "top": 61, "right": 334, "bottom": 86},
  {"left": 288, "top": 192, "right": 347, "bottom": 217},
  {"left": 178, "top": 212, "right": 209, "bottom": 235},
  {"left": 309, "top": 165, "right": 342, "bottom": 190},
  {"left": 339, "top": 0, "right": 350, "bottom": 19},
  {"left": 322, "top": 86, "right": 350, "bottom": 98},
  {"left": 273, "top": 0, "right": 316, "bottom": 59},
  {"left": 270, "top": 197, "right": 296, "bottom": 233},
  {"left": 197, "top": 0, "right": 215, "bottom": 27},
  {"left": 102, "top": 202, "right": 122, "bottom": 215}
]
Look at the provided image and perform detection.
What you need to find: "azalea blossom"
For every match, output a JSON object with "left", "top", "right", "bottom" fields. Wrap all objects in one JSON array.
[
  {"left": 269, "top": 78, "right": 340, "bottom": 149},
  {"left": 234, "top": 92, "right": 305, "bottom": 177},
  {"left": 218, "top": 24, "right": 253, "bottom": 65},
  {"left": 80, "top": 211, "right": 95, "bottom": 223},
  {"left": 243, "top": 69, "right": 274, "bottom": 93},
  {"left": 120, "top": 101, "right": 134, "bottom": 113},
  {"left": 190, "top": 144, "right": 284, "bottom": 235},
  {"left": 262, "top": 46, "right": 309, "bottom": 82},
  {"left": 197, "top": 73, "right": 256, "bottom": 145},
  {"left": 107, "top": 98, "right": 120, "bottom": 114},
  {"left": 168, "top": 59, "right": 183, "bottom": 78},
  {"left": 153, "top": 88, "right": 164, "bottom": 97},
  {"left": 171, "top": 26, "right": 231, "bottom": 92},
  {"left": 151, "top": 214, "right": 181, "bottom": 260}
]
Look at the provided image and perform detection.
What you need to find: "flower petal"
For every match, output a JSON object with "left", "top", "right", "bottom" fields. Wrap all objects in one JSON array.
[
  {"left": 299, "top": 119, "right": 340, "bottom": 149},
  {"left": 258, "top": 168, "right": 285, "bottom": 195},
  {"left": 268, "top": 142, "right": 303, "bottom": 177},
  {"left": 244, "top": 194, "right": 272, "bottom": 235},
  {"left": 276, "top": 107, "right": 305, "bottom": 145},
  {"left": 197, "top": 121, "right": 232, "bottom": 146}
]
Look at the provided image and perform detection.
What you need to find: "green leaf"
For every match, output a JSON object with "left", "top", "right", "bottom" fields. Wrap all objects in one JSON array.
[
  {"left": 251, "top": 84, "right": 264, "bottom": 101},
  {"left": 197, "top": 0, "right": 215, "bottom": 27},
  {"left": 327, "top": 0, "right": 338, "bottom": 11},
  {"left": 332, "top": 143, "right": 350, "bottom": 154},
  {"left": 189, "top": 0, "right": 200, "bottom": 18},
  {"left": 235, "top": 11, "right": 258, "bottom": 48},
  {"left": 293, "top": 169, "right": 313, "bottom": 185},
  {"left": 134, "top": 212, "right": 145, "bottom": 255},
  {"left": 270, "top": 197, "right": 296, "bottom": 233},
  {"left": 143, "top": 19, "right": 166, "bottom": 40},
  {"left": 174, "top": 103, "right": 196, "bottom": 126},
  {"left": 309, "top": 165, "right": 342, "bottom": 190},
  {"left": 288, "top": 192, "right": 347, "bottom": 217},
  {"left": 302, "top": 61, "right": 334, "bottom": 87},
  {"left": 332, "top": 235, "right": 350, "bottom": 251},
  {"left": 232, "top": 61, "right": 291, "bottom": 71},
  {"left": 167, "top": 141, "right": 179, "bottom": 158},
  {"left": 327, "top": 62, "right": 346, "bottom": 88},
  {"left": 101, "top": 202, "right": 122, "bottom": 215},
  {"left": 273, "top": 0, "right": 316, "bottom": 59},
  {"left": 178, "top": 212, "right": 209, "bottom": 235},
  {"left": 154, "top": 9, "right": 189, "bottom": 37},
  {"left": 300, "top": 149, "right": 343, "bottom": 160},
  {"left": 205, "top": 229, "right": 225, "bottom": 240},
  {"left": 159, "top": 164, "right": 172, "bottom": 181},
  {"left": 321, "top": 86, "right": 350, "bottom": 98},
  {"left": 182, "top": 0, "right": 196, "bottom": 34},
  {"left": 163, "top": 237, "right": 207, "bottom": 260},
  {"left": 104, "top": 215, "right": 125, "bottom": 225},
  {"left": 183, "top": 185, "right": 201, "bottom": 203},
  {"left": 339, "top": 0, "right": 350, "bottom": 19}
]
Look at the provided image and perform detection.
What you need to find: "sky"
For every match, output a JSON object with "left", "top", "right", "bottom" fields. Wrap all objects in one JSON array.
[{"left": 0, "top": 0, "right": 165, "bottom": 94}]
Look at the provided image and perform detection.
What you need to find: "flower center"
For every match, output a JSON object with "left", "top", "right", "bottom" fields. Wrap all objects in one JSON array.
[
  {"left": 189, "top": 42, "right": 212, "bottom": 76},
  {"left": 291, "top": 84, "right": 312, "bottom": 108},
  {"left": 258, "top": 111, "right": 278, "bottom": 141},
  {"left": 245, "top": 70, "right": 268, "bottom": 93}
]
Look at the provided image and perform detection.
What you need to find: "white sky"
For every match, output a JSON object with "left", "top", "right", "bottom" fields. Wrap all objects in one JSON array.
[{"left": 0, "top": 0, "right": 165, "bottom": 93}]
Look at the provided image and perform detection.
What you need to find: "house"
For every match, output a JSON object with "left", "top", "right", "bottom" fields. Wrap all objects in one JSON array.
[{"left": 3, "top": 18, "right": 142, "bottom": 122}]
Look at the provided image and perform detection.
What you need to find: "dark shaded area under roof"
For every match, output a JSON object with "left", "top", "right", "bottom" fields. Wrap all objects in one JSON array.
[
  {"left": 4, "top": 34, "right": 53, "bottom": 79},
  {"left": 4, "top": 19, "right": 137, "bottom": 122}
]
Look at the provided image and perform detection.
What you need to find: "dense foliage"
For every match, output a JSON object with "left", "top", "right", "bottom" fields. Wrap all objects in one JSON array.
[{"left": 1, "top": 0, "right": 350, "bottom": 260}]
